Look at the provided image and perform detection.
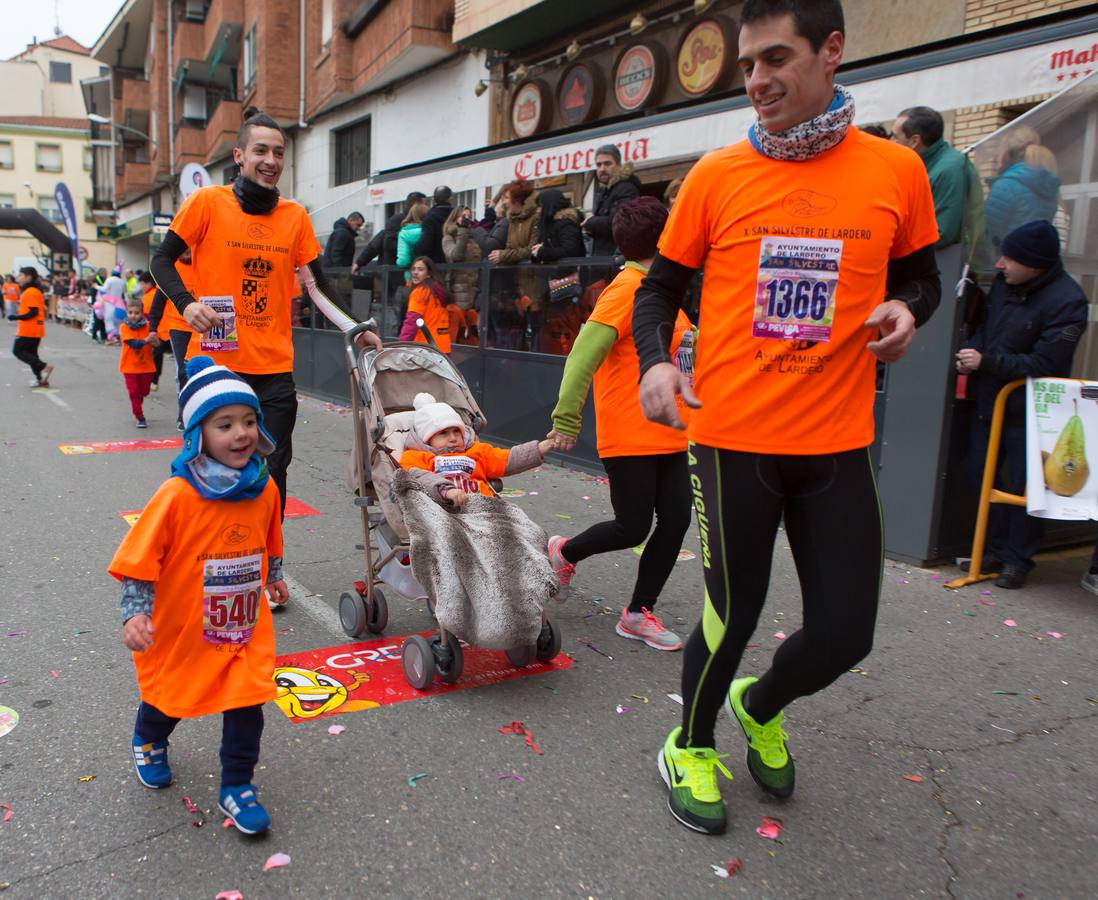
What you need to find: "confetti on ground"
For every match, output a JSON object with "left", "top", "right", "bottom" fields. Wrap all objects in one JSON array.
[
  {"left": 263, "top": 853, "right": 291, "bottom": 872},
  {"left": 615, "top": 705, "right": 631, "bottom": 714},
  {"left": 74, "top": 630, "right": 92, "bottom": 636},
  {"left": 963, "top": 610, "right": 978, "bottom": 616},
  {"left": 222, "top": 818, "right": 233, "bottom": 829},
  {"left": 667, "top": 693, "right": 684, "bottom": 705},
  {"left": 631, "top": 694, "right": 650, "bottom": 704},
  {"left": 1, "top": 804, "right": 12, "bottom": 823},
  {"left": 989, "top": 723, "right": 1016, "bottom": 734},
  {"left": 849, "top": 667, "right": 869, "bottom": 676},
  {"left": 1046, "top": 631, "right": 1063, "bottom": 639},
  {"left": 899, "top": 578, "right": 909, "bottom": 585},
  {"left": 5, "top": 630, "right": 26, "bottom": 638},
  {"left": 215, "top": 891, "right": 244, "bottom": 900},
  {"left": 49, "top": 670, "right": 58, "bottom": 678},
  {"left": 529, "top": 491, "right": 539, "bottom": 496},
  {"left": 576, "top": 638, "right": 613, "bottom": 660},
  {"left": 497, "top": 773, "right": 527, "bottom": 782},
  {"left": 498, "top": 488, "right": 526, "bottom": 497},
  {"left": 408, "top": 773, "right": 428, "bottom": 787},
  {"left": 499, "top": 721, "right": 544, "bottom": 755},
  {"left": 711, "top": 858, "right": 744, "bottom": 878},
  {"left": 78, "top": 775, "right": 96, "bottom": 783},
  {"left": 902, "top": 774, "right": 925, "bottom": 783},
  {"left": 582, "top": 495, "right": 591, "bottom": 501},
  {"left": 992, "top": 690, "right": 1022, "bottom": 696},
  {"left": 979, "top": 592, "right": 996, "bottom": 606},
  {"left": 756, "top": 816, "right": 784, "bottom": 840},
  {"left": 182, "top": 796, "right": 198, "bottom": 814},
  {"left": 774, "top": 631, "right": 787, "bottom": 640},
  {"left": 327, "top": 724, "right": 346, "bottom": 736},
  {"left": 554, "top": 514, "right": 573, "bottom": 520},
  {"left": 1003, "top": 619, "right": 1018, "bottom": 628}
]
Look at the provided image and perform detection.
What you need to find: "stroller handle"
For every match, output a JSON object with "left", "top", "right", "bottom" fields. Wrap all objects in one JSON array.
[
  {"left": 344, "top": 318, "right": 380, "bottom": 372},
  {"left": 415, "top": 317, "right": 441, "bottom": 350}
]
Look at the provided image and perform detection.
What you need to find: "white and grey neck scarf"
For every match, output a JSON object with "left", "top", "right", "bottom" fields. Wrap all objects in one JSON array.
[{"left": 748, "top": 85, "right": 856, "bottom": 162}]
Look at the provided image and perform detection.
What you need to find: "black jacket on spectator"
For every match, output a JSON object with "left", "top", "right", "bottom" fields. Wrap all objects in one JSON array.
[
  {"left": 324, "top": 218, "right": 358, "bottom": 267},
  {"left": 355, "top": 209, "right": 404, "bottom": 268},
  {"left": 413, "top": 203, "right": 452, "bottom": 263},
  {"left": 473, "top": 215, "right": 510, "bottom": 255},
  {"left": 584, "top": 164, "right": 642, "bottom": 257},
  {"left": 966, "top": 261, "right": 1088, "bottom": 423},
  {"left": 533, "top": 204, "right": 585, "bottom": 263}
]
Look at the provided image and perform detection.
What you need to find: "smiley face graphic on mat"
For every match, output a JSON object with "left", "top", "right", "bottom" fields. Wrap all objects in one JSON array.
[{"left": 272, "top": 666, "right": 378, "bottom": 719}]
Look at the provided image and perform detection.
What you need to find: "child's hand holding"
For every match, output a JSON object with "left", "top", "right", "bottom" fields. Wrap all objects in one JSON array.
[
  {"left": 123, "top": 614, "right": 154, "bottom": 652},
  {"left": 443, "top": 485, "right": 469, "bottom": 509},
  {"left": 266, "top": 579, "right": 289, "bottom": 606}
]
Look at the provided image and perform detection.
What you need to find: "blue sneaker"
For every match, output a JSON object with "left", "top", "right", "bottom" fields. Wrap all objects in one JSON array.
[
  {"left": 132, "top": 735, "right": 172, "bottom": 789},
  {"left": 219, "top": 784, "right": 270, "bottom": 834}
]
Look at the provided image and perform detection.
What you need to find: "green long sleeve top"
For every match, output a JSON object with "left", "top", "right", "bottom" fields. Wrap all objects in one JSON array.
[{"left": 550, "top": 320, "right": 619, "bottom": 438}]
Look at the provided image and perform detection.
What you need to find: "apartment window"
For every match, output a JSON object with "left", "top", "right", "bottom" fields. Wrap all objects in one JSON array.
[
  {"left": 0, "top": 194, "right": 15, "bottom": 208},
  {"left": 243, "top": 23, "right": 257, "bottom": 89},
  {"left": 36, "top": 144, "right": 63, "bottom": 172},
  {"left": 321, "top": 0, "right": 334, "bottom": 46},
  {"left": 334, "top": 118, "right": 370, "bottom": 186},
  {"left": 0, "top": 141, "right": 12, "bottom": 168},
  {"left": 83, "top": 146, "right": 94, "bottom": 170},
  {"left": 38, "top": 195, "right": 63, "bottom": 223},
  {"left": 49, "top": 61, "right": 72, "bottom": 83}
]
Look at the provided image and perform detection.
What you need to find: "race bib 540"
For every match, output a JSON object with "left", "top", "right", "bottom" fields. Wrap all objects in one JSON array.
[
  {"left": 753, "top": 238, "right": 842, "bottom": 343},
  {"left": 202, "top": 553, "right": 262, "bottom": 644}
]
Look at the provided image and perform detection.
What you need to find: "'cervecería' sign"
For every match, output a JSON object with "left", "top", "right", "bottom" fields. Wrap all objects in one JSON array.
[
  {"left": 677, "top": 18, "right": 732, "bottom": 96},
  {"left": 558, "top": 63, "right": 602, "bottom": 126},
  {"left": 511, "top": 80, "right": 550, "bottom": 138},
  {"left": 513, "top": 134, "right": 652, "bottom": 180},
  {"left": 614, "top": 43, "right": 665, "bottom": 112}
]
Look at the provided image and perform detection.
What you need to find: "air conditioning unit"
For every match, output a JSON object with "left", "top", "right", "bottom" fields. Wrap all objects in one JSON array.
[{"left": 183, "top": 0, "right": 206, "bottom": 22}]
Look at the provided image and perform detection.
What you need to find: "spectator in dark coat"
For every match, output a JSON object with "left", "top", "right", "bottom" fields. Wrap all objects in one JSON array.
[
  {"left": 583, "top": 144, "right": 641, "bottom": 257},
  {"left": 473, "top": 189, "right": 511, "bottom": 255},
  {"left": 532, "top": 189, "right": 585, "bottom": 263},
  {"left": 412, "top": 185, "right": 454, "bottom": 263},
  {"left": 324, "top": 213, "right": 364, "bottom": 267},
  {"left": 353, "top": 192, "right": 426, "bottom": 272},
  {"left": 957, "top": 219, "right": 1088, "bottom": 590}
]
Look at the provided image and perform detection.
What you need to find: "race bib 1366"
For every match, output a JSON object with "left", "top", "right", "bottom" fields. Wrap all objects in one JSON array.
[{"left": 753, "top": 238, "right": 842, "bottom": 343}]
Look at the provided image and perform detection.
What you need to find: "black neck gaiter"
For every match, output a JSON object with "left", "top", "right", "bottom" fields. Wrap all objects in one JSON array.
[{"left": 232, "top": 175, "right": 280, "bottom": 215}]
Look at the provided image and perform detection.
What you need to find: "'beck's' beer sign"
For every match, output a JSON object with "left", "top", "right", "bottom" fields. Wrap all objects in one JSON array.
[{"left": 614, "top": 43, "right": 664, "bottom": 112}]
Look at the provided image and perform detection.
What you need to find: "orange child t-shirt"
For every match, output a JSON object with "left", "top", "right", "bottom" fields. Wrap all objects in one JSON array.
[
  {"left": 406, "top": 284, "right": 451, "bottom": 354},
  {"left": 119, "top": 321, "right": 156, "bottom": 374},
  {"left": 16, "top": 286, "right": 45, "bottom": 339},
  {"left": 658, "top": 128, "right": 939, "bottom": 455},
  {"left": 587, "top": 263, "right": 693, "bottom": 458},
  {"left": 400, "top": 442, "right": 511, "bottom": 496},
  {"left": 141, "top": 287, "right": 156, "bottom": 316},
  {"left": 4, "top": 282, "right": 20, "bottom": 306},
  {"left": 108, "top": 477, "right": 283, "bottom": 718},
  {"left": 171, "top": 185, "right": 322, "bottom": 374}
]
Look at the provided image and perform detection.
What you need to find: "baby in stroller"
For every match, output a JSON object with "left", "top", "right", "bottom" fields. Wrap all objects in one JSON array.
[{"left": 400, "top": 392, "right": 557, "bottom": 507}]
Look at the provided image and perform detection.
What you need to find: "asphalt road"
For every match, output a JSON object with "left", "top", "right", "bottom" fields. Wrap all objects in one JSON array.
[{"left": 1, "top": 323, "right": 1095, "bottom": 899}]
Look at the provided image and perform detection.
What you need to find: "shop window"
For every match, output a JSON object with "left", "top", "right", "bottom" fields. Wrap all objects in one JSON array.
[
  {"left": 334, "top": 118, "right": 370, "bottom": 186},
  {"left": 243, "top": 23, "right": 257, "bottom": 89},
  {"left": 49, "top": 61, "right": 71, "bottom": 84},
  {"left": 36, "top": 144, "right": 63, "bottom": 172},
  {"left": 0, "top": 194, "right": 15, "bottom": 208},
  {"left": 0, "top": 141, "right": 12, "bottom": 169},
  {"left": 83, "top": 146, "right": 94, "bottom": 171},
  {"left": 38, "top": 195, "right": 63, "bottom": 223}
]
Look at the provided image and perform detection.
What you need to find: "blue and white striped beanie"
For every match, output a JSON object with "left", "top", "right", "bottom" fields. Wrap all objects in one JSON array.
[{"left": 177, "top": 356, "right": 275, "bottom": 462}]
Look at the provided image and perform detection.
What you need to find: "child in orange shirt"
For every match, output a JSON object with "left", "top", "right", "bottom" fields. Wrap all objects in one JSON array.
[
  {"left": 109, "top": 356, "right": 288, "bottom": 835},
  {"left": 119, "top": 297, "right": 159, "bottom": 427},
  {"left": 400, "top": 392, "right": 557, "bottom": 506}
]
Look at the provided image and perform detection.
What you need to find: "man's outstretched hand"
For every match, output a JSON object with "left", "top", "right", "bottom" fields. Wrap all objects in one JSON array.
[
  {"left": 638, "top": 362, "right": 701, "bottom": 430},
  {"left": 866, "top": 299, "right": 916, "bottom": 363}
]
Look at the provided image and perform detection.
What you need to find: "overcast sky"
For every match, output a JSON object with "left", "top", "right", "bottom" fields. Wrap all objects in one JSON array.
[{"left": 4, "top": 0, "right": 122, "bottom": 61}]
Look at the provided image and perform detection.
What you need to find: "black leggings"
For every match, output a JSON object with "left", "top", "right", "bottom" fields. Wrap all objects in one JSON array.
[
  {"left": 562, "top": 452, "right": 692, "bottom": 612},
  {"left": 135, "top": 701, "right": 264, "bottom": 788},
  {"left": 680, "top": 444, "right": 882, "bottom": 748},
  {"left": 240, "top": 371, "right": 297, "bottom": 521},
  {"left": 169, "top": 329, "right": 191, "bottom": 396},
  {"left": 12, "top": 337, "right": 46, "bottom": 379}
]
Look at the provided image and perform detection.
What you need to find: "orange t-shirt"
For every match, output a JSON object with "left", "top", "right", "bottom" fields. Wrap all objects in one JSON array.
[
  {"left": 16, "top": 287, "right": 45, "bottom": 339},
  {"left": 156, "top": 259, "right": 197, "bottom": 340},
  {"left": 658, "top": 129, "right": 938, "bottom": 455},
  {"left": 119, "top": 320, "right": 156, "bottom": 374},
  {"left": 141, "top": 287, "right": 156, "bottom": 315},
  {"left": 3, "top": 282, "right": 19, "bottom": 305},
  {"left": 587, "top": 264, "right": 693, "bottom": 458},
  {"left": 171, "top": 185, "right": 322, "bottom": 374},
  {"left": 407, "top": 284, "right": 451, "bottom": 354},
  {"left": 400, "top": 442, "right": 511, "bottom": 496},
  {"left": 108, "top": 477, "right": 283, "bottom": 718}
]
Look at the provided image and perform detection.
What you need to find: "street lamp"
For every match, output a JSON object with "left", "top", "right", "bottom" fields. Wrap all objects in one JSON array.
[{"left": 87, "top": 113, "right": 152, "bottom": 143}]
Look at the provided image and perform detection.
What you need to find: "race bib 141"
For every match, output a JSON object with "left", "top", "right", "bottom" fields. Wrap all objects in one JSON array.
[
  {"left": 199, "top": 295, "right": 239, "bottom": 352},
  {"left": 753, "top": 238, "right": 842, "bottom": 343},
  {"left": 202, "top": 553, "right": 262, "bottom": 644}
]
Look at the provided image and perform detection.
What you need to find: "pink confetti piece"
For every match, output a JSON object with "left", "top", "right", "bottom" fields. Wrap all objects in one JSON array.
[
  {"left": 773, "top": 631, "right": 787, "bottom": 640},
  {"left": 902, "top": 774, "right": 925, "bottom": 783},
  {"left": 1003, "top": 619, "right": 1017, "bottom": 628},
  {"left": 1046, "top": 631, "right": 1063, "bottom": 639},
  {"left": 898, "top": 578, "right": 909, "bottom": 585},
  {"left": 496, "top": 773, "right": 527, "bottom": 782},
  {"left": 528, "top": 491, "right": 539, "bottom": 496},
  {"left": 979, "top": 593, "right": 996, "bottom": 606},
  {"left": 499, "top": 720, "right": 544, "bottom": 755},
  {"left": 263, "top": 852, "right": 291, "bottom": 872},
  {"left": 615, "top": 705, "right": 631, "bottom": 714},
  {"left": 182, "top": 796, "right": 198, "bottom": 814},
  {"left": 756, "top": 815, "right": 783, "bottom": 840},
  {"left": 215, "top": 892, "right": 243, "bottom": 900},
  {"left": 5, "top": 630, "right": 26, "bottom": 638},
  {"left": 221, "top": 817, "right": 233, "bottom": 830},
  {"left": 327, "top": 724, "right": 346, "bottom": 735},
  {"left": 1, "top": 803, "right": 13, "bottom": 823},
  {"left": 582, "top": 495, "right": 591, "bottom": 501}
]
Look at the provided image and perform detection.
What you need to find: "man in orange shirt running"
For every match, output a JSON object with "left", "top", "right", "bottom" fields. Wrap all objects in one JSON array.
[
  {"left": 633, "top": 0, "right": 942, "bottom": 835},
  {"left": 150, "top": 107, "right": 380, "bottom": 520}
]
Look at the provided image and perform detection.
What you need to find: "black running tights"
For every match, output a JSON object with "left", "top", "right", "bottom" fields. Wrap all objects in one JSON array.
[
  {"left": 680, "top": 444, "right": 882, "bottom": 748},
  {"left": 562, "top": 451, "right": 692, "bottom": 612}
]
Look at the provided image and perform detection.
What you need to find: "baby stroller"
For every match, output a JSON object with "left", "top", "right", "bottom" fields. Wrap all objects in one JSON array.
[{"left": 340, "top": 321, "right": 562, "bottom": 690}]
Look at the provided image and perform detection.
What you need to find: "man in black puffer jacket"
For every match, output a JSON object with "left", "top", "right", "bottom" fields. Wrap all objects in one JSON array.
[
  {"left": 323, "top": 213, "right": 363, "bottom": 267},
  {"left": 413, "top": 185, "right": 454, "bottom": 263},
  {"left": 583, "top": 145, "right": 641, "bottom": 258},
  {"left": 957, "top": 219, "right": 1088, "bottom": 590}
]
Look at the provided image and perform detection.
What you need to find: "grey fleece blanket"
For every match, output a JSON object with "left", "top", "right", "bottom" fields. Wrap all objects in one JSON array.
[{"left": 390, "top": 470, "right": 557, "bottom": 649}]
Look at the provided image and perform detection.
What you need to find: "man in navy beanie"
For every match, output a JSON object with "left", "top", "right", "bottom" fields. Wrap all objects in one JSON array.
[{"left": 956, "top": 219, "right": 1088, "bottom": 588}]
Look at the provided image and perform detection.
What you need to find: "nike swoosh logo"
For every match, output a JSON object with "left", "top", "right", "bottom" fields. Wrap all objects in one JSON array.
[{"left": 669, "top": 755, "right": 685, "bottom": 784}]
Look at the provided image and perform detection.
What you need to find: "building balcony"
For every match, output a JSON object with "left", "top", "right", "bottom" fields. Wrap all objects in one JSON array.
[
  {"left": 452, "top": 0, "right": 627, "bottom": 50},
  {"left": 174, "top": 121, "right": 206, "bottom": 167},
  {"left": 205, "top": 97, "right": 241, "bottom": 162},
  {"left": 172, "top": 18, "right": 206, "bottom": 80},
  {"left": 204, "top": 0, "right": 243, "bottom": 57},
  {"left": 118, "top": 160, "right": 154, "bottom": 200}
]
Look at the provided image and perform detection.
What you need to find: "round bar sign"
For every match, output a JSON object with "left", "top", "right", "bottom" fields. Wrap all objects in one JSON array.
[
  {"left": 614, "top": 44, "right": 660, "bottom": 112},
  {"left": 512, "top": 80, "right": 549, "bottom": 138},
  {"left": 677, "top": 18, "right": 729, "bottom": 96}
]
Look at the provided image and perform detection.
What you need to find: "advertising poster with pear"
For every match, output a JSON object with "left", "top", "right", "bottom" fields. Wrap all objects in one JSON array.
[{"left": 1026, "top": 378, "right": 1098, "bottom": 519}]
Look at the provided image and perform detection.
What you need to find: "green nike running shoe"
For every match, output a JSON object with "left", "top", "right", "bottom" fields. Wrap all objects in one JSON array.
[
  {"left": 657, "top": 727, "right": 732, "bottom": 835},
  {"left": 725, "top": 676, "right": 795, "bottom": 799}
]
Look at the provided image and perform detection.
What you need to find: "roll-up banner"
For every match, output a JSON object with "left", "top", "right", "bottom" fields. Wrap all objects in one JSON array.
[{"left": 54, "top": 182, "right": 81, "bottom": 267}]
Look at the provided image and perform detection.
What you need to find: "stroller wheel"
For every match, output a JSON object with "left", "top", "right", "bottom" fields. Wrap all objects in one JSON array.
[
  {"left": 536, "top": 617, "right": 562, "bottom": 662},
  {"left": 504, "top": 644, "right": 536, "bottom": 668},
  {"left": 433, "top": 634, "right": 464, "bottom": 684},
  {"left": 339, "top": 591, "right": 368, "bottom": 639},
  {"left": 366, "top": 587, "right": 389, "bottom": 635},
  {"left": 402, "top": 635, "right": 436, "bottom": 690}
]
